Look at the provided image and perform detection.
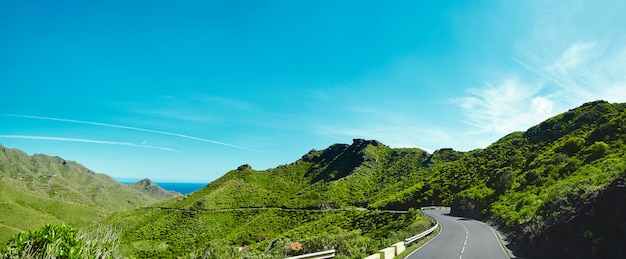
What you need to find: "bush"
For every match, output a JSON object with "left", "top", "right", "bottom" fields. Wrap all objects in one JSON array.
[
  {"left": 560, "top": 137, "right": 585, "bottom": 156},
  {"left": 1, "top": 224, "right": 121, "bottom": 259},
  {"left": 583, "top": 141, "right": 609, "bottom": 162}
]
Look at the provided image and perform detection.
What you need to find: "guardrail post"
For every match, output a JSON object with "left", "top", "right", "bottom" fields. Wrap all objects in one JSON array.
[
  {"left": 378, "top": 247, "right": 395, "bottom": 259},
  {"left": 392, "top": 242, "right": 405, "bottom": 255}
]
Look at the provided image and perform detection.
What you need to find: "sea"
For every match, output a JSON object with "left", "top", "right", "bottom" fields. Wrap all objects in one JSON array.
[
  {"left": 120, "top": 181, "right": 207, "bottom": 195},
  {"left": 155, "top": 182, "right": 207, "bottom": 195}
]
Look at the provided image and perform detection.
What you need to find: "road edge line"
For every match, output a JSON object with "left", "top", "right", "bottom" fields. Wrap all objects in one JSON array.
[
  {"left": 483, "top": 222, "right": 513, "bottom": 259},
  {"left": 403, "top": 220, "right": 442, "bottom": 259}
]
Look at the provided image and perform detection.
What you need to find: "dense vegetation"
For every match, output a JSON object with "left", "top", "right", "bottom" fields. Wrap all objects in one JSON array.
[
  {"left": 105, "top": 139, "right": 438, "bottom": 257},
  {"left": 0, "top": 224, "right": 121, "bottom": 259},
  {"left": 2, "top": 100, "right": 625, "bottom": 258},
  {"left": 0, "top": 147, "right": 178, "bottom": 242},
  {"left": 107, "top": 208, "right": 430, "bottom": 258}
]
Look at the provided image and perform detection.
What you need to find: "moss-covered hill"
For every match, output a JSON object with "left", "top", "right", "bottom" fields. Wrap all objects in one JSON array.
[
  {"left": 109, "top": 100, "right": 626, "bottom": 258},
  {"left": 0, "top": 145, "right": 179, "bottom": 242}
]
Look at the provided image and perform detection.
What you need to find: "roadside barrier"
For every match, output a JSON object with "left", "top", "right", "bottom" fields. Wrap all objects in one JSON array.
[
  {"left": 286, "top": 207, "right": 445, "bottom": 259},
  {"left": 404, "top": 223, "right": 438, "bottom": 244},
  {"left": 284, "top": 249, "right": 335, "bottom": 259}
]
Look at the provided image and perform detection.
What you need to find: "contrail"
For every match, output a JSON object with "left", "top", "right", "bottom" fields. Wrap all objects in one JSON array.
[
  {"left": 1, "top": 114, "right": 253, "bottom": 151},
  {"left": 0, "top": 135, "right": 179, "bottom": 152}
]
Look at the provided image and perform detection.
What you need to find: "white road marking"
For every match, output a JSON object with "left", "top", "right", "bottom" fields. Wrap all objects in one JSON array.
[{"left": 459, "top": 222, "right": 469, "bottom": 259}]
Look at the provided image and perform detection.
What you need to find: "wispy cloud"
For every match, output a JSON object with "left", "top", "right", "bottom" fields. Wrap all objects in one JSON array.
[
  {"left": 1, "top": 114, "right": 253, "bottom": 151},
  {"left": 458, "top": 40, "right": 626, "bottom": 140},
  {"left": 316, "top": 110, "right": 453, "bottom": 152},
  {"left": 455, "top": 77, "right": 553, "bottom": 135},
  {"left": 0, "top": 135, "right": 178, "bottom": 152},
  {"left": 546, "top": 42, "right": 599, "bottom": 74},
  {"left": 542, "top": 42, "right": 626, "bottom": 104}
]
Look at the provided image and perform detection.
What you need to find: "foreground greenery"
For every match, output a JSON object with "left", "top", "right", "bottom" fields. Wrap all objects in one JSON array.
[
  {"left": 0, "top": 224, "right": 121, "bottom": 259},
  {"left": 107, "top": 208, "right": 430, "bottom": 258}
]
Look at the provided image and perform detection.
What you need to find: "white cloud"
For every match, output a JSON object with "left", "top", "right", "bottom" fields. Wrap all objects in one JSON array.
[
  {"left": 456, "top": 77, "right": 553, "bottom": 134},
  {"left": 315, "top": 110, "right": 453, "bottom": 153},
  {"left": 546, "top": 42, "right": 598, "bottom": 74},
  {"left": 1, "top": 114, "right": 253, "bottom": 151},
  {"left": 0, "top": 135, "right": 178, "bottom": 152},
  {"left": 458, "top": 39, "right": 626, "bottom": 148},
  {"left": 541, "top": 42, "right": 626, "bottom": 105}
]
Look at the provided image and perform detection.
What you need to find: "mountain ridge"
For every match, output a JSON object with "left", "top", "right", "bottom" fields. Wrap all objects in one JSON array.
[{"left": 0, "top": 145, "right": 179, "bottom": 241}]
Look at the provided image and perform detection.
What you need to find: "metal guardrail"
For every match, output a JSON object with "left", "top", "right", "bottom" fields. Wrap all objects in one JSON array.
[
  {"left": 286, "top": 207, "right": 444, "bottom": 258},
  {"left": 403, "top": 207, "right": 444, "bottom": 244},
  {"left": 404, "top": 223, "right": 438, "bottom": 244},
  {"left": 284, "top": 249, "right": 336, "bottom": 259}
]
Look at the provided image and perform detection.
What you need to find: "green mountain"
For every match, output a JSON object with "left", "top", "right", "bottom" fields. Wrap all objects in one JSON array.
[
  {"left": 128, "top": 178, "right": 180, "bottom": 200},
  {"left": 105, "top": 139, "right": 434, "bottom": 258},
  {"left": 3, "top": 100, "right": 624, "bottom": 258},
  {"left": 0, "top": 145, "right": 179, "bottom": 242},
  {"left": 444, "top": 100, "right": 626, "bottom": 258},
  {"left": 108, "top": 100, "right": 626, "bottom": 258}
]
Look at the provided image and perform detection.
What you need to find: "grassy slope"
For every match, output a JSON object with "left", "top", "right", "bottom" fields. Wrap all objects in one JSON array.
[
  {"left": 106, "top": 140, "right": 435, "bottom": 257},
  {"left": 0, "top": 145, "right": 179, "bottom": 242},
  {"left": 445, "top": 101, "right": 626, "bottom": 221},
  {"left": 437, "top": 100, "right": 626, "bottom": 257}
]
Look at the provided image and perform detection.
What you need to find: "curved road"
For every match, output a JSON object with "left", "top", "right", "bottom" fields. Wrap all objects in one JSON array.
[{"left": 406, "top": 208, "right": 509, "bottom": 259}]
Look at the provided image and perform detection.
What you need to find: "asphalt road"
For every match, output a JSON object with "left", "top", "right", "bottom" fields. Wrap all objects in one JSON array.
[{"left": 406, "top": 208, "right": 509, "bottom": 259}]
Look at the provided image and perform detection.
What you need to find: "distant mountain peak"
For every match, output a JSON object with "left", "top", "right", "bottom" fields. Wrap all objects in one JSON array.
[
  {"left": 133, "top": 178, "right": 155, "bottom": 187},
  {"left": 129, "top": 178, "right": 180, "bottom": 199}
]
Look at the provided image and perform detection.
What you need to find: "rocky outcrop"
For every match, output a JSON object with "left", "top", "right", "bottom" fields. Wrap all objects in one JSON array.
[
  {"left": 303, "top": 139, "right": 385, "bottom": 183},
  {"left": 237, "top": 164, "right": 252, "bottom": 171}
]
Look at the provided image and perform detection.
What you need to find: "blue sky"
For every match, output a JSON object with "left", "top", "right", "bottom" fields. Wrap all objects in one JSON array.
[{"left": 1, "top": 0, "right": 626, "bottom": 182}]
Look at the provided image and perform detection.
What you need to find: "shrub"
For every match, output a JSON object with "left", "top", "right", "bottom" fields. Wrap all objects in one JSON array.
[
  {"left": 1, "top": 224, "right": 121, "bottom": 259},
  {"left": 560, "top": 137, "right": 585, "bottom": 156},
  {"left": 583, "top": 141, "right": 609, "bottom": 162}
]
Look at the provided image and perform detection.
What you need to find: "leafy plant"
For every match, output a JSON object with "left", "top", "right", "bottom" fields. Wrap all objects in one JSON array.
[{"left": 1, "top": 224, "right": 121, "bottom": 259}]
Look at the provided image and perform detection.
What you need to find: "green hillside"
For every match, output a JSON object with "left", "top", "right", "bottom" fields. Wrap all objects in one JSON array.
[
  {"left": 0, "top": 146, "right": 179, "bottom": 242},
  {"left": 3, "top": 100, "right": 625, "bottom": 258},
  {"left": 106, "top": 139, "right": 435, "bottom": 258},
  {"left": 108, "top": 100, "right": 626, "bottom": 258}
]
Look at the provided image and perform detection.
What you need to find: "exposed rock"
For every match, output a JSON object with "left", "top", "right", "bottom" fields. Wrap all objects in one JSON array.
[
  {"left": 237, "top": 164, "right": 252, "bottom": 171},
  {"left": 352, "top": 138, "right": 383, "bottom": 147}
]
